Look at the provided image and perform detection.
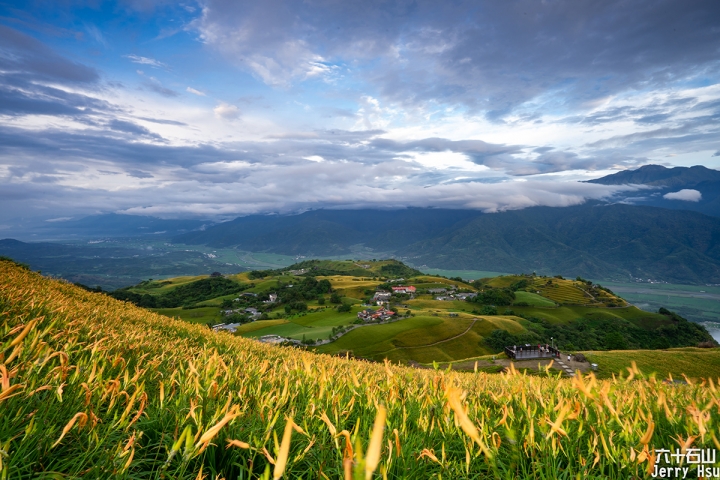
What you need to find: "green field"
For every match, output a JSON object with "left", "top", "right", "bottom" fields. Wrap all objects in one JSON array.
[
  {"left": 584, "top": 348, "right": 720, "bottom": 380},
  {"left": 514, "top": 291, "right": 557, "bottom": 307},
  {"left": 418, "top": 268, "right": 508, "bottom": 279},
  {"left": 152, "top": 306, "right": 222, "bottom": 324},
  {"left": 315, "top": 314, "right": 530, "bottom": 363},
  {"left": 232, "top": 319, "right": 288, "bottom": 334},
  {"left": 110, "top": 260, "right": 717, "bottom": 366},
  {"left": 239, "top": 307, "right": 360, "bottom": 341}
]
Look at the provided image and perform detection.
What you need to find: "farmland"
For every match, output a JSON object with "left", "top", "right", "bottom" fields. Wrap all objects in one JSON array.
[
  {"left": 3, "top": 258, "right": 720, "bottom": 478},
  {"left": 100, "top": 261, "right": 716, "bottom": 365}
]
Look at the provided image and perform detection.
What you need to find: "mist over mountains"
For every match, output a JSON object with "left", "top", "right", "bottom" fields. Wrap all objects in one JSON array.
[
  {"left": 3, "top": 164, "right": 720, "bottom": 285},
  {"left": 587, "top": 164, "right": 720, "bottom": 218}
]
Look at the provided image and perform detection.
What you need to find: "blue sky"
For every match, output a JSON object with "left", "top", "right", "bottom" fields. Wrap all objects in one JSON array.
[{"left": 1, "top": 0, "right": 719, "bottom": 221}]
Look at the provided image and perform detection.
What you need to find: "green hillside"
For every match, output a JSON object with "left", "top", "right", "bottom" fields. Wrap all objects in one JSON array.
[
  {"left": 107, "top": 260, "right": 716, "bottom": 365},
  {"left": 5, "top": 258, "right": 720, "bottom": 479}
]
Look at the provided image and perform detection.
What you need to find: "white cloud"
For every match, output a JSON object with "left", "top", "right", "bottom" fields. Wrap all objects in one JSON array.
[
  {"left": 213, "top": 102, "right": 240, "bottom": 120},
  {"left": 186, "top": 87, "right": 206, "bottom": 96},
  {"left": 663, "top": 189, "right": 702, "bottom": 202},
  {"left": 123, "top": 54, "right": 167, "bottom": 68}
]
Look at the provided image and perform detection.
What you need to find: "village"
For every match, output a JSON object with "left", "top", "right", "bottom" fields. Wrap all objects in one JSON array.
[{"left": 211, "top": 283, "right": 443, "bottom": 341}]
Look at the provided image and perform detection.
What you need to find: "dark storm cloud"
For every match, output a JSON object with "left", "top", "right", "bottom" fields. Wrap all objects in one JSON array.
[
  {"left": 199, "top": 0, "right": 720, "bottom": 117},
  {"left": 107, "top": 119, "right": 163, "bottom": 140},
  {"left": 0, "top": 79, "right": 116, "bottom": 118},
  {"left": 0, "top": 125, "right": 230, "bottom": 168},
  {"left": 0, "top": 25, "right": 99, "bottom": 85}
]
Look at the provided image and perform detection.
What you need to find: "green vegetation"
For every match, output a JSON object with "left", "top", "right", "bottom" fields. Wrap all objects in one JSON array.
[
  {"left": 467, "top": 288, "right": 515, "bottom": 306},
  {"left": 110, "top": 276, "right": 248, "bottom": 308},
  {"left": 7, "top": 259, "right": 720, "bottom": 478},
  {"left": 513, "top": 291, "right": 556, "bottom": 307},
  {"left": 88, "top": 260, "right": 717, "bottom": 365},
  {"left": 584, "top": 348, "right": 720, "bottom": 380}
]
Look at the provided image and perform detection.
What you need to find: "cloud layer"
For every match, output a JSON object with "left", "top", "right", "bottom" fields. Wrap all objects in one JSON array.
[
  {"left": 664, "top": 189, "right": 702, "bottom": 202},
  {"left": 0, "top": 1, "right": 719, "bottom": 222}
]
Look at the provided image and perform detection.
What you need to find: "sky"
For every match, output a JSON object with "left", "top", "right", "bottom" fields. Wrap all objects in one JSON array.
[{"left": 1, "top": 0, "right": 719, "bottom": 222}]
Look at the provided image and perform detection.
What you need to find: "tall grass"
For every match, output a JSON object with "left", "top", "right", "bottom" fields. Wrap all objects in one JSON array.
[{"left": 1, "top": 260, "right": 719, "bottom": 478}]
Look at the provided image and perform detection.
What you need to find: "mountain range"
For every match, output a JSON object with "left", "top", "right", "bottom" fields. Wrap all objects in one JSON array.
[
  {"left": 3, "top": 164, "right": 720, "bottom": 285},
  {"left": 587, "top": 164, "right": 720, "bottom": 218},
  {"left": 1, "top": 213, "right": 208, "bottom": 241},
  {"left": 172, "top": 203, "right": 720, "bottom": 284}
]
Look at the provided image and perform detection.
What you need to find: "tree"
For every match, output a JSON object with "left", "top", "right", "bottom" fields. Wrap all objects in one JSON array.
[
  {"left": 604, "top": 331, "right": 628, "bottom": 350},
  {"left": 317, "top": 296, "right": 326, "bottom": 305},
  {"left": 468, "top": 288, "right": 515, "bottom": 306},
  {"left": 221, "top": 299, "right": 234, "bottom": 309},
  {"left": 480, "top": 305, "right": 498, "bottom": 315},
  {"left": 337, "top": 304, "right": 351, "bottom": 312},
  {"left": 330, "top": 292, "right": 342, "bottom": 304},
  {"left": 485, "top": 329, "right": 517, "bottom": 351}
]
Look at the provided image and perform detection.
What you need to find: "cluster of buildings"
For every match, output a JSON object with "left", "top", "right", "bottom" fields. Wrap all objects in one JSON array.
[
  {"left": 357, "top": 306, "right": 396, "bottom": 322},
  {"left": 392, "top": 286, "right": 416, "bottom": 294},
  {"left": 434, "top": 290, "right": 477, "bottom": 301},
  {"left": 373, "top": 291, "right": 391, "bottom": 303},
  {"left": 372, "top": 285, "right": 416, "bottom": 305},
  {"left": 222, "top": 307, "right": 262, "bottom": 320}
]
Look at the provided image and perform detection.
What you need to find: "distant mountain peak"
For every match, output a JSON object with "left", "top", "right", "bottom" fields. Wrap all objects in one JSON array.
[{"left": 587, "top": 164, "right": 720, "bottom": 187}]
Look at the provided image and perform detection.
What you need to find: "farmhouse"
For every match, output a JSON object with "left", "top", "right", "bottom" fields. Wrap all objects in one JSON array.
[
  {"left": 357, "top": 306, "right": 395, "bottom": 322},
  {"left": 392, "top": 286, "right": 416, "bottom": 294},
  {"left": 455, "top": 292, "right": 477, "bottom": 300},
  {"left": 212, "top": 322, "right": 242, "bottom": 333},
  {"left": 264, "top": 293, "right": 278, "bottom": 303},
  {"left": 373, "top": 291, "right": 392, "bottom": 302},
  {"left": 428, "top": 288, "right": 447, "bottom": 294}
]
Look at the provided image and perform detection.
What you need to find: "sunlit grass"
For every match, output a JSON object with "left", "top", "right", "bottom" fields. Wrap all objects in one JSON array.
[{"left": 1, "top": 259, "right": 719, "bottom": 478}]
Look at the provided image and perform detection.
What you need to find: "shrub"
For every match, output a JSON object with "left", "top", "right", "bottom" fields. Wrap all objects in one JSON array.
[{"left": 480, "top": 305, "right": 498, "bottom": 315}]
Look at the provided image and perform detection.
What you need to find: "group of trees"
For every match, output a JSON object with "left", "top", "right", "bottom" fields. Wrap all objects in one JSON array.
[
  {"left": 278, "top": 277, "right": 332, "bottom": 304},
  {"left": 466, "top": 287, "right": 515, "bottom": 306},
  {"left": 483, "top": 309, "right": 716, "bottom": 353},
  {"left": 110, "top": 277, "right": 248, "bottom": 309}
]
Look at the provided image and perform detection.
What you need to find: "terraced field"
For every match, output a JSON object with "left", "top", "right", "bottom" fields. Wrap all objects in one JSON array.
[{"left": 110, "top": 262, "right": 712, "bottom": 365}]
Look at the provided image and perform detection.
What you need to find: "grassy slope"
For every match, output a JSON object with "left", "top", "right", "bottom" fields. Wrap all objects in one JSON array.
[
  {"left": 584, "top": 348, "right": 720, "bottom": 380},
  {"left": 109, "top": 266, "right": 708, "bottom": 365},
  {"left": 2, "top": 259, "right": 719, "bottom": 479},
  {"left": 153, "top": 306, "right": 222, "bottom": 324},
  {"left": 514, "top": 291, "right": 556, "bottom": 307}
]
